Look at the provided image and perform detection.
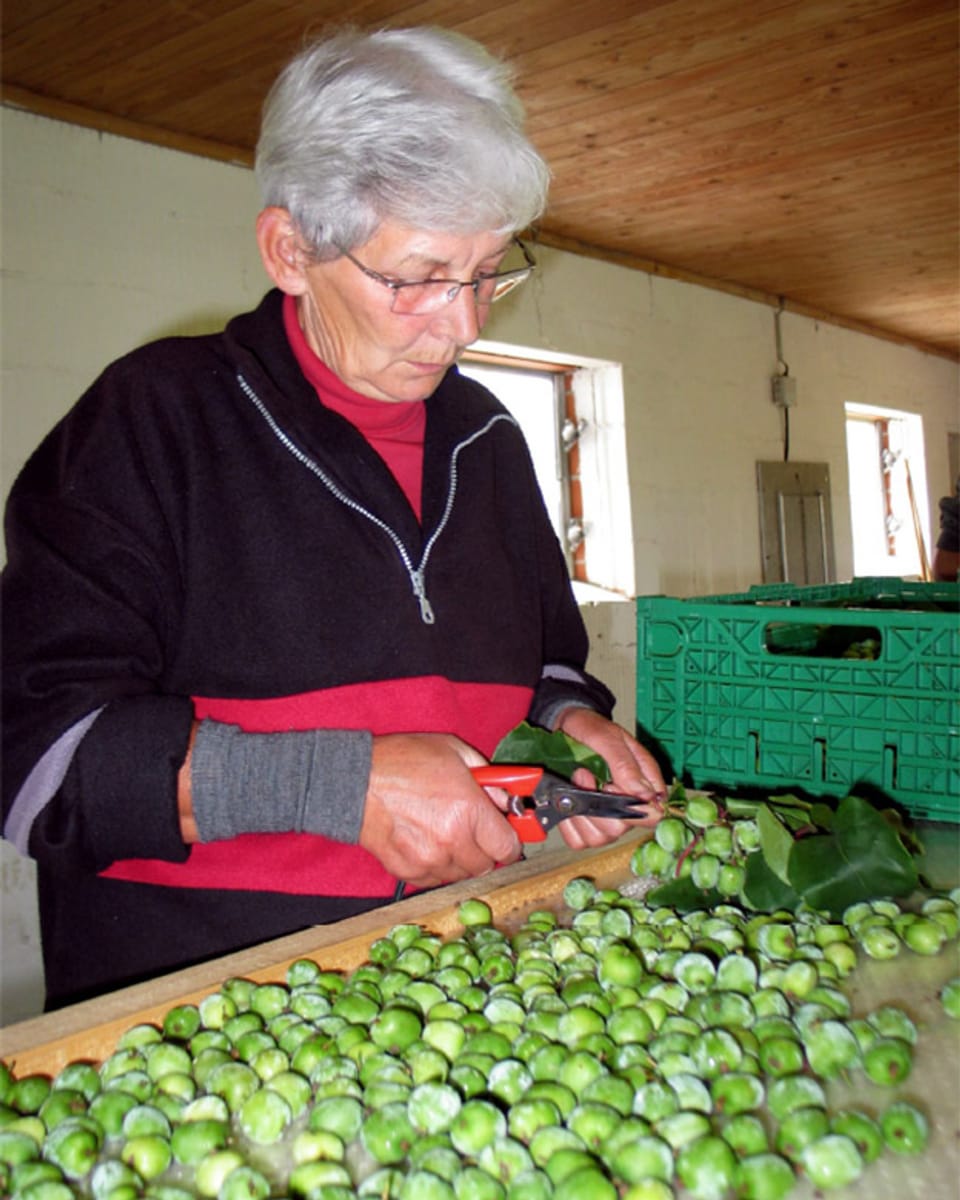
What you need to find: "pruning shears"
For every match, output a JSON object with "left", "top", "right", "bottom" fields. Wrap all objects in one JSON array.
[{"left": 471, "top": 763, "right": 657, "bottom": 843}]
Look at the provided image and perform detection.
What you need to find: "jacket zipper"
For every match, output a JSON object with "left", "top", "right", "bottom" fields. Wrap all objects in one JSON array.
[{"left": 237, "top": 373, "right": 516, "bottom": 625}]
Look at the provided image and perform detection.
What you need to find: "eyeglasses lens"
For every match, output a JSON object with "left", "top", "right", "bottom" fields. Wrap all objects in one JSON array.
[{"left": 390, "top": 243, "right": 534, "bottom": 315}]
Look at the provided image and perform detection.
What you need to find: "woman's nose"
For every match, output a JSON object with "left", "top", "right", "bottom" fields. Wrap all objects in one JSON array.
[{"left": 437, "top": 285, "right": 484, "bottom": 344}]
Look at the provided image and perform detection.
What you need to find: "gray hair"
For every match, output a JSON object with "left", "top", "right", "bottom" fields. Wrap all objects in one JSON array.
[{"left": 255, "top": 26, "right": 550, "bottom": 257}]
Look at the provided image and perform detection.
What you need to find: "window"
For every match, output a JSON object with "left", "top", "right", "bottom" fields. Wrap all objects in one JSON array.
[
  {"left": 461, "top": 343, "right": 634, "bottom": 599},
  {"left": 845, "top": 403, "right": 931, "bottom": 578}
]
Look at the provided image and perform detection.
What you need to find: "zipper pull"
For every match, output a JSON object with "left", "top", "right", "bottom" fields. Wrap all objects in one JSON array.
[{"left": 411, "top": 569, "right": 435, "bottom": 625}]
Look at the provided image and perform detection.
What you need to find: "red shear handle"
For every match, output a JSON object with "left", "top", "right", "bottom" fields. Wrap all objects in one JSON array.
[
  {"left": 471, "top": 764, "right": 544, "bottom": 794},
  {"left": 471, "top": 764, "right": 547, "bottom": 843}
]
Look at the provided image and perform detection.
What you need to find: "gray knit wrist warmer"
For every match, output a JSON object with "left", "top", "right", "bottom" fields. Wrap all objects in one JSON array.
[{"left": 190, "top": 720, "right": 372, "bottom": 845}]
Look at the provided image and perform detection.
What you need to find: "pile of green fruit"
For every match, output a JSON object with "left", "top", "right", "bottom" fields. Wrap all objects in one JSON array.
[
  {"left": 632, "top": 783, "right": 926, "bottom": 921},
  {"left": 1, "top": 882, "right": 958, "bottom": 1199}
]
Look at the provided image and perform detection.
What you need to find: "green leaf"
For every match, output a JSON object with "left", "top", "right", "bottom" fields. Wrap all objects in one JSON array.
[
  {"left": 765, "top": 793, "right": 814, "bottom": 811},
  {"left": 787, "top": 795, "right": 919, "bottom": 916},
  {"left": 646, "top": 877, "right": 722, "bottom": 912},
  {"left": 741, "top": 850, "right": 801, "bottom": 912},
  {"left": 757, "top": 803, "right": 794, "bottom": 884},
  {"left": 491, "top": 721, "right": 611, "bottom": 784}
]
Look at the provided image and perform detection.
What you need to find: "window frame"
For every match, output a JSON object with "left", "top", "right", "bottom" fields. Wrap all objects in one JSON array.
[{"left": 461, "top": 342, "right": 635, "bottom": 600}]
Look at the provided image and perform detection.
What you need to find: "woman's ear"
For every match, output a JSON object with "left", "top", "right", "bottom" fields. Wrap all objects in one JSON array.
[{"left": 256, "top": 207, "right": 309, "bottom": 295}]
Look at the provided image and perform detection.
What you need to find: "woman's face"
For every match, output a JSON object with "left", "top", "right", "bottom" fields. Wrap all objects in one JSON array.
[{"left": 297, "top": 222, "right": 514, "bottom": 403}]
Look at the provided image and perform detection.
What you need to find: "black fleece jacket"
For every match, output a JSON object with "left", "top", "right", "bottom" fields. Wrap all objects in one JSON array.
[{"left": 2, "top": 289, "right": 613, "bottom": 1007}]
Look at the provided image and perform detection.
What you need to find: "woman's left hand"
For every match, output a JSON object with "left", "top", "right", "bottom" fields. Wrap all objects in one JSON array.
[{"left": 553, "top": 707, "right": 667, "bottom": 850}]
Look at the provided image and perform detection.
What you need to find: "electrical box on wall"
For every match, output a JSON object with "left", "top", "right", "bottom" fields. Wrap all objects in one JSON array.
[
  {"left": 756, "top": 460, "right": 835, "bottom": 584},
  {"left": 772, "top": 375, "right": 797, "bottom": 408}
]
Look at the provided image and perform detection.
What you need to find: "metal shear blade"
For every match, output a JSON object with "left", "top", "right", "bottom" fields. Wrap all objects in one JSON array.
[{"left": 472, "top": 764, "right": 653, "bottom": 843}]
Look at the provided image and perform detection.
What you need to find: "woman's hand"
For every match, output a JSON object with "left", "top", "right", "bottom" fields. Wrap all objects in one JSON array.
[
  {"left": 361, "top": 732, "right": 522, "bottom": 888},
  {"left": 553, "top": 707, "right": 667, "bottom": 850}
]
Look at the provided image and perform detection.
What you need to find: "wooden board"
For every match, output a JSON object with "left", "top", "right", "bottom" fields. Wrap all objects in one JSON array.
[{"left": 0, "top": 832, "right": 647, "bottom": 1076}]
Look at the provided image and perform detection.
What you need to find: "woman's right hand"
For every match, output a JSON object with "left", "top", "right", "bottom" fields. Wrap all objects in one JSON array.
[{"left": 360, "top": 732, "right": 522, "bottom": 888}]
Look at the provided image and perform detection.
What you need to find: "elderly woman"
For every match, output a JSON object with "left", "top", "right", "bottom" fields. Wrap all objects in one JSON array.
[{"left": 2, "top": 27, "right": 664, "bottom": 1008}]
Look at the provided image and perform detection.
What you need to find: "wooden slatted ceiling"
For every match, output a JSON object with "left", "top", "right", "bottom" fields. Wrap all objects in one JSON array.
[{"left": 2, "top": 0, "right": 958, "bottom": 359}]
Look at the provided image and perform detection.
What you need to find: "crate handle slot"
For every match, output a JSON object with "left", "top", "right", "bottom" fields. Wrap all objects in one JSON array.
[{"left": 763, "top": 621, "right": 882, "bottom": 661}]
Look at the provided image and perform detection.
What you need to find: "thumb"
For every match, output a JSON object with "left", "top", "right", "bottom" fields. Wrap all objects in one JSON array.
[{"left": 474, "top": 797, "right": 522, "bottom": 864}]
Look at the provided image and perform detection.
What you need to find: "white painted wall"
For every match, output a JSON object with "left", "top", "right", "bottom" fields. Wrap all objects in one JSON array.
[{"left": 2, "top": 107, "right": 957, "bottom": 1022}]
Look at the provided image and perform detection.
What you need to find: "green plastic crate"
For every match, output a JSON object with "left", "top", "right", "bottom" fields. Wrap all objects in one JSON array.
[{"left": 635, "top": 579, "right": 960, "bottom": 822}]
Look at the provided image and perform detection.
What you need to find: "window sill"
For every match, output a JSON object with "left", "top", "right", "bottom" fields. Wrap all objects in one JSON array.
[{"left": 572, "top": 581, "right": 632, "bottom": 605}]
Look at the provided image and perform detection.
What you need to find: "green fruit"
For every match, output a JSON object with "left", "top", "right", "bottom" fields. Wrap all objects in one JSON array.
[
  {"left": 396, "top": 1167, "right": 457, "bottom": 1199},
  {"left": 598, "top": 943, "right": 645, "bottom": 988},
  {"left": 703, "top": 824, "right": 733, "bottom": 858},
  {"left": 477, "top": 1136, "right": 535, "bottom": 1184},
  {"left": 161, "top": 1004, "right": 201, "bottom": 1041},
  {"left": 119, "top": 1133, "right": 172, "bottom": 1181},
  {"left": 87, "top": 1088, "right": 137, "bottom": 1136},
  {"left": 362, "top": 1102, "right": 417, "bottom": 1165},
  {"left": 633, "top": 1081, "right": 679, "bottom": 1124},
  {"left": 450, "top": 1099, "right": 507, "bottom": 1157},
  {"left": 655, "top": 1111, "right": 711, "bottom": 1151},
  {"left": 757, "top": 1036, "right": 804, "bottom": 1079},
  {"left": 459, "top": 899, "right": 494, "bottom": 927},
  {"left": 719, "top": 1113, "right": 768, "bottom": 1156},
  {"left": 408, "top": 1082, "right": 463, "bottom": 1135},
  {"left": 53, "top": 1063, "right": 100, "bottom": 1103},
  {"left": 941, "top": 977, "right": 960, "bottom": 1018},
  {"left": 542, "top": 1149, "right": 599, "bottom": 1186},
  {"left": 553, "top": 1165, "right": 617, "bottom": 1200},
  {"left": 733, "top": 1152, "right": 796, "bottom": 1200},
  {"left": 799, "top": 1134, "right": 863, "bottom": 1188},
  {"left": 866, "top": 1004, "right": 918, "bottom": 1044},
  {"left": 635, "top": 838, "right": 676, "bottom": 878},
  {"left": 120, "top": 1102, "right": 171, "bottom": 1140},
  {"left": 0, "top": 1129, "right": 40, "bottom": 1167},
  {"left": 775, "top": 1106, "right": 830, "bottom": 1161},
  {"left": 766, "top": 1074, "right": 826, "bottom": 1121},
  {"left": 880, "top": 1101, "right": 930, "bottom": 1154},
  {"left": 689, "top": 1029, "right": 742, "bottom": 1078},
  {"left": 609, "top": 1134, "right": 674, "bottom": 1184},
  {"left": 170, "top": 1118, "right": 229, "bottom": 1165},
  {"left": 829, "top": 1109, "right": 884, "bottom": 1162},
  {"left": 116, "top": 1023, "right": 162, "bottom": 1051},
  {"left": 802, "top": 1019, "right": 861, "bottom": 1078},
  {"left": 711, "top": 1073, "right": 764, "bottom": 1117},
  {"left": 218, "top": 1165, "right": 271, "bottom": 1200},
  {"left": 10, "top": 1160, "right": 66, "bottom": 1191},
  {"left": 684, "top": 794, "right": 719, "bottom": 828},
  {"left": 566, "top": 1101, "right": 622, "bottom": 1151},
  {"left": 238, "top": 1086, "right": 292, "bottom": 1143},
  {"left": 716, "top": 862, "right": 745, "bottom": 897},
  {"left": 902, "top": 916, "right": 947, "bottom": 955},
  {"left": 858, "top": 924, "right": 901, "bottom": 960},
  {"left": 43, "top": 1120, "right": 101, "bottom": 1179},
  {"left": 655, "top": 818, "right": 690, "bottom": 854},
  {"left": 562, "top": 878, "right": 597, "bottom": 911},
  {"left": 371, "top": 1006, "right": 423, "bottom": 1055},
  {"left": 38, "top": 1088, "right": 87, "bottom": 1132},
  {"left": 10, "top": 1076, "right": 52, "bottom": 1117},
  {"left": 89, "top": 1158, "right": 141, "bottom": 1199},
  {"left": 675, "top": 1134, "right": 737, "bottom": 1200},
  {"left": 508, "top": 1098, "right": 563, "bottom": 1143},
  {"left": 528, "top": 1126, "right": 586, "bottom": 1170},
  {"left": 206, "top": 1061, "right": 260, "bottom": 1111},
  {"left": 781, "top": 960, "right": 818, "bottom": 999},
  {"left": 862, "top": 1037, "right": 913, "bottom": 1086},
  {"left": 454, "top": 1165, "right": 507, "bottom": 1199}
]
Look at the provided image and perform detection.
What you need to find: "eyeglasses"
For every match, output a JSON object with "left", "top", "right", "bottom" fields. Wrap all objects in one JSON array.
[{"left": 337, "top": 237, "right": 536, "bottom": 315}]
